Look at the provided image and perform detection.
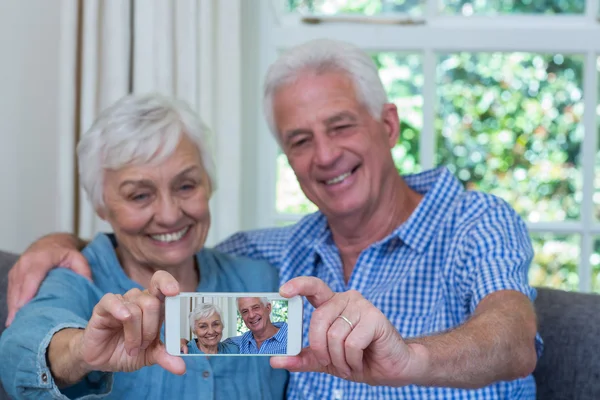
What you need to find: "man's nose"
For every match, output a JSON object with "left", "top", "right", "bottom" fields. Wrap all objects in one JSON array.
[{"left": 313, "top": 134, "right": 342, "bottom": 167}]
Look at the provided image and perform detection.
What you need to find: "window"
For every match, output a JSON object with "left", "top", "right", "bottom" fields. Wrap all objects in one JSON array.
[{"left": 254, "top": 0, "right": 600, "bottom": 292}]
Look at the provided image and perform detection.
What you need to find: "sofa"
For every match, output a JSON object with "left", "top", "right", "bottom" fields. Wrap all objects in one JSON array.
[{"left": 1, "top": 249, "right": 600, "bottom": 399}]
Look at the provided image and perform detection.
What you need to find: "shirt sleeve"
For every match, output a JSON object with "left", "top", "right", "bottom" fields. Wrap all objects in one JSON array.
[
  {"left": 458, "top": 200, "right": 544, "bottom": 358},
  {"left": 0, "top": 268, "right": 113, "bottom": 399}
]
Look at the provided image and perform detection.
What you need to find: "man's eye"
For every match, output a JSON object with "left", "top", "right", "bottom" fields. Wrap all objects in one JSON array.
[
  {"left": 130, "top": 193, "right": 149, "bottom": 202},
  {"left": 291, "top": 138, "right": 309, "bottom": 148},
  {"left": 334, "top": 124, "right": 353, "bottom": 131}
]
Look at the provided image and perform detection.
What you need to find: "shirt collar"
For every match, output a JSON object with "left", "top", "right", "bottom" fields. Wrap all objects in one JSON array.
[
  {"left": 244, "top": 321, "right": 288, "bottom": 344},
  {"left": 396, "top": 167, "right": 464, "bottom": 253},
  {"left": 296, "top": 167, "right": 463, "bottom": 255}
]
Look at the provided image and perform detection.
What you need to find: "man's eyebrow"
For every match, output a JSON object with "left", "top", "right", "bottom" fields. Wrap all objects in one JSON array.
[{"left": 324, "top": 111, "right": 357, "bottom": 126}]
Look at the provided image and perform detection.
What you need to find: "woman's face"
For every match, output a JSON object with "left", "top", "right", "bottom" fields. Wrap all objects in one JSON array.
[
  {"left": 99, "top": 135, "right": 211, "bottom": 270},
  {"left": 193, "top": 313, "right": 224, "bottom": 347}
]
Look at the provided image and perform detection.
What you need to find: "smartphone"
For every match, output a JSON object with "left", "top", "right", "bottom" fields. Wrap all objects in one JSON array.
[{"left": 165, "top": 292, "right": 303, "bottom": 356}]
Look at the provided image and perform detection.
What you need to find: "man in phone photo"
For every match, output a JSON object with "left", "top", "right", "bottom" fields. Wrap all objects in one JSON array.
[
  {"left": 6, "top": 38, "right": 541, "bottom": 399},
  {"left": 224, "top": 297, "right": 288, "bottom": 355}
]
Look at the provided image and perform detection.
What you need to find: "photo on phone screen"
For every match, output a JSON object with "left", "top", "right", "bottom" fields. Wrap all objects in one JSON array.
[{"left": 165, "top": 293, "right": 303, "bottom": 356}]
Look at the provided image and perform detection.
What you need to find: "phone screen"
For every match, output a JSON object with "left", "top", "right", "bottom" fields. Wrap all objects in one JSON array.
[{"left": 165, "top": 293, "right": 303, "bottom": 356}]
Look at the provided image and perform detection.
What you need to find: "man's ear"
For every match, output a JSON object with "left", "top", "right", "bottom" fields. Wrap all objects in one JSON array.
[{"left": 380, "top": 103, "right": 400, "bottom": 148}]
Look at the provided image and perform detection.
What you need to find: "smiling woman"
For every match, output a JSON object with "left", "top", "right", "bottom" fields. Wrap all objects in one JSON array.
[{"left": 0, "top": 92, "right": 288, "bottom": 399}]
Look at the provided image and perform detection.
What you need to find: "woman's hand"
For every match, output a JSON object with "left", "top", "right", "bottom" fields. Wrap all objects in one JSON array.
[
  {"left": 75, "top": 271, "right": 186, "bottom": 375},
  {"left": 271, "top": 277, "right": 427, "bottom": 387}
]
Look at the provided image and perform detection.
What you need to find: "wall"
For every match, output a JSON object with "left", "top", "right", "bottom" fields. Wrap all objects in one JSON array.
[{"left": 0, "top": 1, "right": 68, "bottom": 253}]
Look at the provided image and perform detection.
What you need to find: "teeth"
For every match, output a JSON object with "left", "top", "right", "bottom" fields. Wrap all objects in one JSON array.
[
  {"left": 151, "top": 227, "right": 189, "bottom": 243},
  {"left": 326, "top": 172, "right": 351, "bottom": 185}
]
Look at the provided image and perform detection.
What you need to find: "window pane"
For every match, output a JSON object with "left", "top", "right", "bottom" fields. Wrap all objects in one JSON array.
[
  {"left": 440, "top": 0, "right": 585, "bottom": 15},
  {"left": 276, "top": 152, "right": 318, "bottom": 214},
  {"left": 285, "top": 0, "right": 422, "bottom": 15},
  {"left": 436, "top": 52, "right": 584, "bottom": 223},
  {"left": 592, "top": 238, "right": 600, "bottom": 293},
  {"left": 275, "top": 52, "right": 423, "bottom": 215},
  {"left": 375, "top": 53, "right": 423, "bottom": 175},
  {"left": 529, "top": 234, "right": 580, "bottom": 291}
]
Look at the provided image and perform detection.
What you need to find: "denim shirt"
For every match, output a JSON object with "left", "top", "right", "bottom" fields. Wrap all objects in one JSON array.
[
  {"left": 0, "top": 234, "right": 289, "bottom": 399},
  {"left": 186, "top": 339, "right": 239, "bottom": 355}
]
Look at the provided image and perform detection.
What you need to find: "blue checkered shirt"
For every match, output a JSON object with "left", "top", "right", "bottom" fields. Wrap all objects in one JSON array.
[
  {"left": 216, "top": 167, "right": 543, "bottom": 399},
  {"left": 226, "top": 321, "right": 288, "bottom": 354}
]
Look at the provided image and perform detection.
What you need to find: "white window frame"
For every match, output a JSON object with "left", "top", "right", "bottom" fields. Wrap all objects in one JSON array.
[{"left": 251, "top": 0, "right": 600, "bottom": 291}]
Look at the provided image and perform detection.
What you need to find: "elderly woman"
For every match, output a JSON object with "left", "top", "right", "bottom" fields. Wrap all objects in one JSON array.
[
  {"left": 0, "top": 93, "right": 286, "bottom": 399},
  {"left": 185, "top": 303, "right": 238, "bottom": 354}
]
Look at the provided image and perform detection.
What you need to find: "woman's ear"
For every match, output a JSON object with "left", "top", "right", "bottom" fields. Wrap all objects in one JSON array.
[{"left": 96, "top": 206, "right": 107, "bottom": 221}]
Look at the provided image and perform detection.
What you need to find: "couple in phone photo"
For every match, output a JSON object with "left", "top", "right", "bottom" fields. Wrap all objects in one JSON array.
[{"left": 180, "top": 297, "right": 288, "bottom": 355}]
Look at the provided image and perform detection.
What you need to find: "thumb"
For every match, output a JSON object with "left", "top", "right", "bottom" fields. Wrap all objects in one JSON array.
[
  {"left": 270, "top": 347, "right": 325, "bottom": 373},
  {"left": 148, "top": 343, "right": 186, "bottom": 375}
]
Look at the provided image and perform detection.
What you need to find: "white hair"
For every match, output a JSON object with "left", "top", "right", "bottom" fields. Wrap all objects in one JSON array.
[
  {"left": 189, "top": 303, "right": 223, "bottom": 329},
  {"left": 236, "top": 297, "right": 270, "bottom": 311},
  {"left": 263, "top": 38, "right": 388, "bottom": 140},
  {"left": 77, "top": 93, "right": 216, "bottom": 209}
]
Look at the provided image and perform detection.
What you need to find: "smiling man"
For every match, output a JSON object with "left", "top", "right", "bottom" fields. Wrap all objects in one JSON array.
[{"left": 225, "top": 297, "right": 288, "bottom": 355}]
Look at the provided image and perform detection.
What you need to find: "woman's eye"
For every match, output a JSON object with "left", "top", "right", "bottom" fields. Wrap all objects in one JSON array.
[{"left": 179, "top": 183, "right": 195, "bottom": 191}]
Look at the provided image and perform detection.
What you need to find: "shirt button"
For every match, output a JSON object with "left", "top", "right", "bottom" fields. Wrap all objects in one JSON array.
[
  {"left": 41, "top": 372, "right": 48, "bottom": 383},
  {"left": 202, "top": 370, "right": 210, "bottom": 378}
]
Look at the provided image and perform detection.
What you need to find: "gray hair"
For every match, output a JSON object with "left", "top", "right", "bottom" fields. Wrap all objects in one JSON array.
[
  {"left": 189, "top": 303, "right": 223, "bottom": 329},
  {"left": 236, "top": 297, "right": 270, "bottom": 311},
  {"left": 263, "top": 38, "right": 388, "bottom": 141},
  {"left": 77, "top": 93, "right": 216, "bottom": 208}
]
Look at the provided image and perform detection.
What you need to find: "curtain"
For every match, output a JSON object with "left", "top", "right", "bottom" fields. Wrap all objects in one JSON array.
[{"left": 67, "top": 0, "right": 223, "bottom": 240}]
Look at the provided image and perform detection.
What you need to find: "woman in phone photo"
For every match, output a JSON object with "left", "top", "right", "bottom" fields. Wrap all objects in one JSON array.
[{"left": 184, "top": 303, "right": 239, "bottom": 355}]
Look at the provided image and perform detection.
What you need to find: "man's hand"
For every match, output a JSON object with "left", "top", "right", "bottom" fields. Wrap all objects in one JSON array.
[
  {"left": 270, "top": 277, "right": 426, "bottom": 387},
  {"left": 180, "top": 338, "right": 189, "bottom": 354},
  {"left": 49, "top": 270, "right": 186, "bottom": 386},
  {"left": 6, "top": 233, "right": 90, "bottom": 326}
]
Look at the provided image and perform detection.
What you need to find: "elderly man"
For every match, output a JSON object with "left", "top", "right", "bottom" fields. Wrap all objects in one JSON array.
[
  {"left": 226, "top": 297, "right": 288, "bottom": 354},
  {"left": 7, "top": 38, "right": 541, "bottom": 399}
]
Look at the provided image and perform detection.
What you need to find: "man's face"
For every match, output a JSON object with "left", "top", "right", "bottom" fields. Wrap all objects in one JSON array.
[
  {"left": 238, "top": 297, "right": 271, "bottom": 333},
  {"left": 273, "top": 71, "right": 400, "bottom": 220}
]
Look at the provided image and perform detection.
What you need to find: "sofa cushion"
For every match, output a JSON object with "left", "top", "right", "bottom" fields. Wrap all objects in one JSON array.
[
  {"left": 533, "top": 287, "right": 600, "bottom": 400},
  {"left": 0, "top": 250, "right": 18, "bottom": 400}
]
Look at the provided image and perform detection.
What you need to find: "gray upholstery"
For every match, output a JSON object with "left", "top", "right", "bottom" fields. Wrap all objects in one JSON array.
[
  {"left": 0, "top": 250, "right": 599, "bottom": 399},
  {"left": 0, "top": 250, "right": 17, "bottom": 400}
]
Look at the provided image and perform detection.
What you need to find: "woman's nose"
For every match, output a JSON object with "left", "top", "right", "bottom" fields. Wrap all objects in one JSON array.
[{"left": 154, "top": 195, "right": 182, "bottom": 225}]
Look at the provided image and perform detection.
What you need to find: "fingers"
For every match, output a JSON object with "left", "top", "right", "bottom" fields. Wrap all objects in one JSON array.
[
  {"left": 270, "top": 347, "right": 325, "bottom": 373},
  {"left": 148, "top": 343, "right": 186, "bottom": 375},
  {"left": 327, "top": 317, "right": 354, "bottom": 377},
  {"left": 63, "top": 251, "right": 93, "bottom": 281},
  {"left": 6, "top": 266, "right": 22, "bottom": 326},
  {"left": 6, "top": 248, "right": 92, "bottom": 327},
  {"left": 147, "top": 271, "right": 179, "bottom": 301},
  {"left": 307, "top": 291, "right": 352, "bottom": 367},
  {"left": 280, "top": 277, "right": 334, "bottom": 309},
  {"left": 122, "top": 289, "right": 163, "bottom": 353}
]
